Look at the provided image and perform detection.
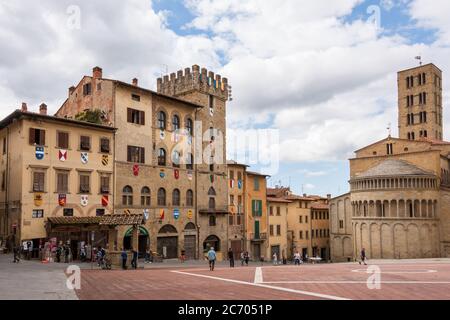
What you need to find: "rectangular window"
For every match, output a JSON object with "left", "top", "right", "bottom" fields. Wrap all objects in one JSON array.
[
  {"left": 269, "top": 206, "right": 273, "bottom": 216},
  {"left": 29, "top": 128, "right": 45, "bottom": 146},
  {"left": 80, "top": 136, "right": 91, "bottom": 151},
  {"left": 339, "top": 220, "right": 344, "bottom": 229},
  {"left": 100, "top": 175, "right": 110, "bottom": 194},
  {"left": 305, "top": 216, "right": 308, "bottom": 223},
  {"left": 79, "top": 174, "right": 90, "bottom": 193},
  {"left": 229, "top": 215, "right": 234, "bottom": 226},
  {"left": 57, "top": 131, "right": 69, "bottom": 149},
  {"left": 32, "top": 210, "right": 44, "bottom": 218},
  {"left": 299, "top": 216, "right": 303, "bottom": 223},
  {"left": 237, "top": 214, "right": 242, "bottom": 225},
  {"left": 237, "top": 172, "right": 242, "bottom": 181},
  {"left": 276, "top": 207, "right": 281, "bottom": 216},
  {"left": 252, "top": 200, "right": 262, "bottom": 216},
  {"left": 96, "top": 209, "right": 105, "bottom": 216},
  {"left": 229, "top": 170, "right": 234, "bottom": 180},
  {"left": 269, "top": 225, "right": 274, "bottom": 236},
  {"left": 276, "top": 225, "right": 281, "bottom": 236},
  {"left": 306, "top": 231, "right": 309, "bottom": 239},
  {"left": 63, "top": 208, "right": 74, "bottom": 217},
  {"left": 56, "top": 172, "right": 69, "bottom": 193},
  {"left": 299, "top": 231, "right": 303, "bottom": 239},
  {"left": 33, "top": 172, "right": 45, "bottom": 192},
  {"left": 83, "top": 83, "right": 92, "bottom": 95},
  {"left": 254, "top": 177, "right": 260, "bottom": 191},
  {"left": 100, "top": 138, "right": 110, "bottom": 153},
  {"left": 127, "top": 108, "right": 145, "bottom": 125},
  {"left": 230, "top": 195, "right": 234, "bottom": 205},
  {"left": 127, "top": 146, "right": 145, "bottom": 163},
  {"left": 238, "top": 195, "right": 242, "bottom": 205},
  {"left": 131, "top": 94, "right": 141, "bottom": 102}
]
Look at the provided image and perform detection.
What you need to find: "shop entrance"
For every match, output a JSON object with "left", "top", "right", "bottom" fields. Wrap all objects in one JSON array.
[{"left": 123, "top": 226, "right": 149, "bottom": 256}]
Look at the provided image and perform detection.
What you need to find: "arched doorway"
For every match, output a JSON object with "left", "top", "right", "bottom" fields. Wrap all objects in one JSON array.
[
  {"left": 203, "top": 235, "right": 221, "bottom": 253},
  {"left": 184, "top": 223, "right": 197, "bottom": 260},
  {"left": 123, "top": 226, "right": 149, "bottom": 257},
  {"left": 157, "top": 224, "right": 178, "bottom": 259}
]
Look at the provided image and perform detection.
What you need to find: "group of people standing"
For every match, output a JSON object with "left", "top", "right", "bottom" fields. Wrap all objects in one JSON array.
[{"left": 120, "top": 247, "right": 138, "bottom": 270}]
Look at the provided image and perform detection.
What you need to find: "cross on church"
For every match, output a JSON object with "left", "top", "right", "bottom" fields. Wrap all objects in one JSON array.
[{"left": 387, "top": 122, "right": 392, "bottom": 137}]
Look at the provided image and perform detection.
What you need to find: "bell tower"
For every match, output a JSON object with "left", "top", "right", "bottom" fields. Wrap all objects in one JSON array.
[{"left": 398, "top": 63, "right": 443, "bottom": 141}]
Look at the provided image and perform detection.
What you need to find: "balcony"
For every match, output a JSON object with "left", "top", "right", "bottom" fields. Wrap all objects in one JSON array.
[
  {"left": 250, "top": 233, "right": 267, "bottom": 242},
  {"left": 198, "top": 206, "right": 229, "bottom": 214}
]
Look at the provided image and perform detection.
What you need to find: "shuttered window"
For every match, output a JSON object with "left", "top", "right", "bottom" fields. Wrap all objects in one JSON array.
[
  {"left": 127, "top": 108, "right": 145, "bottom": 125},
  {"left": 100, "top": 175, "right": 110, "bottom": 194},
  {"left": 100, "top": 138, "right": 110, "bottom": 153},
  {"left": 79, "top": 174, "right": 90, "bottom": 193},
  {"left": 57, "top": 132, "right": 69, "bottom": 149},
  {"left": 252, "top": 200, "right": 262, "bottom": 216},
  {"left": 29, "top": 128, "right": 45, "bottom": 146},
  {"left": 80, "top": 136, "right": 91, "bottom": 151},
  {"left": 56, "top": 172, "right": 69, "bottom": 193},
  {"left": 127, "top": 146, "right": 145, "bottom": 163},
  {"left": 33, "top": 172, "right": 45, "bottom": 192}
]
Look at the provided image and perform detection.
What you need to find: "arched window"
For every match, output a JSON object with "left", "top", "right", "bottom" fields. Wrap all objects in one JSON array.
[
  {"left": 186, "top": 118, "right": 193, "bottom": 136},
  {"left": 172, "top": 115, "right": 180, "bottom": 131},
  {"left": 185, "top": 222, "right": 196, "bottom": 230},
  {"left": 172, "top": 189, "right": 180, "bottom": 206},
  {"left": 186, "top": 153, "right": 194, "bottom": 170},
  {"left": 208, "top": 187, "right": 216, "bottom": 196},
  {"left": 172, "top": 150, "right": 180, "bottom": 168},
  {"left": 203, "top": 235, "right": 220, "bottom": 251},
  {"left": 158, "top": 111, "right": 166, "bottom": 130},
  {"left": 141, "top": 187, "right": 150, "bottom": 206},
  {"left": 186, "top": 190, "right": 194, "bottom": 207},
  {"left": 209, "top": 197, "right": 216, "bottom": 209},
  {"left": 122, "top": 186, "right": 133, "bottom": 206},
  {"left": 158, "top": 148, "right": 166, "bottom": 166},
  {"left": 157, "top": 188, "right": 166, "bottom": 206}
]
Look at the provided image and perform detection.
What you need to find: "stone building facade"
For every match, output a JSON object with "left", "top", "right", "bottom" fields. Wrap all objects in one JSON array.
[
  {"left": 227, "top": 161, "right": 247, "bottom": 259},
  {"left": 56, "top": 65, "right": 230, "bottom": 260},
  {"left": 330, "top": 63, "right": 450, "bottom": 261}
]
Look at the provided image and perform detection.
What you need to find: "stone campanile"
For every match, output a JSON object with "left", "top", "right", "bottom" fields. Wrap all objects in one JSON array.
[
  {"left": 157, "top": 65, "right": 230, "bottom": 258},
  {"left": 398, "top": 63, "right": 443, "bottom": 141}
]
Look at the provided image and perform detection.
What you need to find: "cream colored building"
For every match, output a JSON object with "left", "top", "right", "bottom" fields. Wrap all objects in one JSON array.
[
  {"left": 330, "top": 63, "right": 450, "bottom": 261},
  {"left": 267, "top": 187, "right": 330, "bottom": 260},
  {"left": 57, "top": 65, "right": 230, "bottom": 260},
  {"left": 0, "top": 105, "right": 116, "bottom": 257},
  {"left": 267, "top": 197, "right": 290, "bottom": 261}
]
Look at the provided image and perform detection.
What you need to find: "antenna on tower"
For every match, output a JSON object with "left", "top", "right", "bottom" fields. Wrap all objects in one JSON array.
[{"left": 415, "top": 55, "right": 422, "bottom": 66}]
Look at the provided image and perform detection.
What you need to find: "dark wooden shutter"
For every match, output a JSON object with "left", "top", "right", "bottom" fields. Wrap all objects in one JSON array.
[
  {"left": 140, "top": 111, "right": 145, "bottom": 125},
  {"left": 40, "top": 130, "right": 46, "bottom": 146},
  {"left": 127, "top": 146, "right": 131, "bottom": 162},
  {"left": 127, "top": 108, "right": 132, "bottom": 123},
  {"left": 29, "top": 128, "right": 35, "bottom": 144},
  {"left": 140, "top": 147, "right": 145, "bottom": 163}
]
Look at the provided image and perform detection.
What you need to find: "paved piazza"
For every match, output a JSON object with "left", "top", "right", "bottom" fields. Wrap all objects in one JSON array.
[{"left": 2, "top": 254, "right": 450, "bottom": 300}]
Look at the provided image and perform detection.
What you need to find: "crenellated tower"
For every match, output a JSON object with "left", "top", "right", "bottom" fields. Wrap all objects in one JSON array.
[{"left": 158, "top": 65, "right": 231, "bottom": 257}]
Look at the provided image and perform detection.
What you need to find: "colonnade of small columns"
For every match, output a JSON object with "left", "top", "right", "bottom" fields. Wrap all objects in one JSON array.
[
  {"left": 350, "top": 177, "right": 437, "bottom": 191},
  {"left": 351, "top": 199, "right": 438, "bottom": 219}
]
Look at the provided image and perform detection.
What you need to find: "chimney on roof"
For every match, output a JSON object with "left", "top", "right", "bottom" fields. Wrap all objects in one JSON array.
[
  {"left": 93, "top": 66, "right": 103, "bottom": 79},
  {"left": 39, "top": 103, "right": 47, "bottom": 115},
  {"left": 21, "top": 102, "right": 28, "bottom": 112},
  {"left": 132, "top": 78, "right": 138, "bottom": 86},
  {"left": 69, "top": 86, "right": 76, "bottom": 96}
]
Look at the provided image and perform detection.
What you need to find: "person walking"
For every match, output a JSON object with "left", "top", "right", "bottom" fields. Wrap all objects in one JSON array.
[
  {"left": 227, "top": 248, "right": 234, "bottom": 268},
  {"left": 207, "top": 247, "right": 217, "bottom": 271},
  {"left": 13, "top": 245, "right": 20, "bottom": 263},
  {"left": 272, "top": 252, "right": 278, "bottom": 266},
  {"left": 121, "top": 248, "right": 128, "bottom": 270},
  {"left": 359, "top": 248, "right": 367, "bottom": 265},
  {"left": 294, "top": 251, "right": 301, "bottom": 266},
  {"left": 240, "top": 251, "right": 245, "bottom": 266},
  {"left": 131, "top": 248, "right": 138, "bottom": 269},
  {"left": 80, "top": 244, "right": 86, "bottom": 262},
  {"left": 244, "top": 251, "right": 249, "bottom": 266},
  {"left": 64, "top": 244, "right": 70, "bottom": 263}
]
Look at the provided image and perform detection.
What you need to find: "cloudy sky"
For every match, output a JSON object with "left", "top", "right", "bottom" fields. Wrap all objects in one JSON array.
[{"left": 1, "top": 0, "right": 449, "bottom": 196}]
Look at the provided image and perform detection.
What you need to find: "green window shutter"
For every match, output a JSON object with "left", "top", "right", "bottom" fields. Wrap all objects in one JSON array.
[
  {"left": 252, "top": 200, "right": 256, "bottom": 216},
  {"left": 258, "top": 200, "right": 263, "bottom": 216}
]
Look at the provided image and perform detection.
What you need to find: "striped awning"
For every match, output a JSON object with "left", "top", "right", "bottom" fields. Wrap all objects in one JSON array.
[{"left": 47, "top": 214, "right": 144, "bottom": 226}]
